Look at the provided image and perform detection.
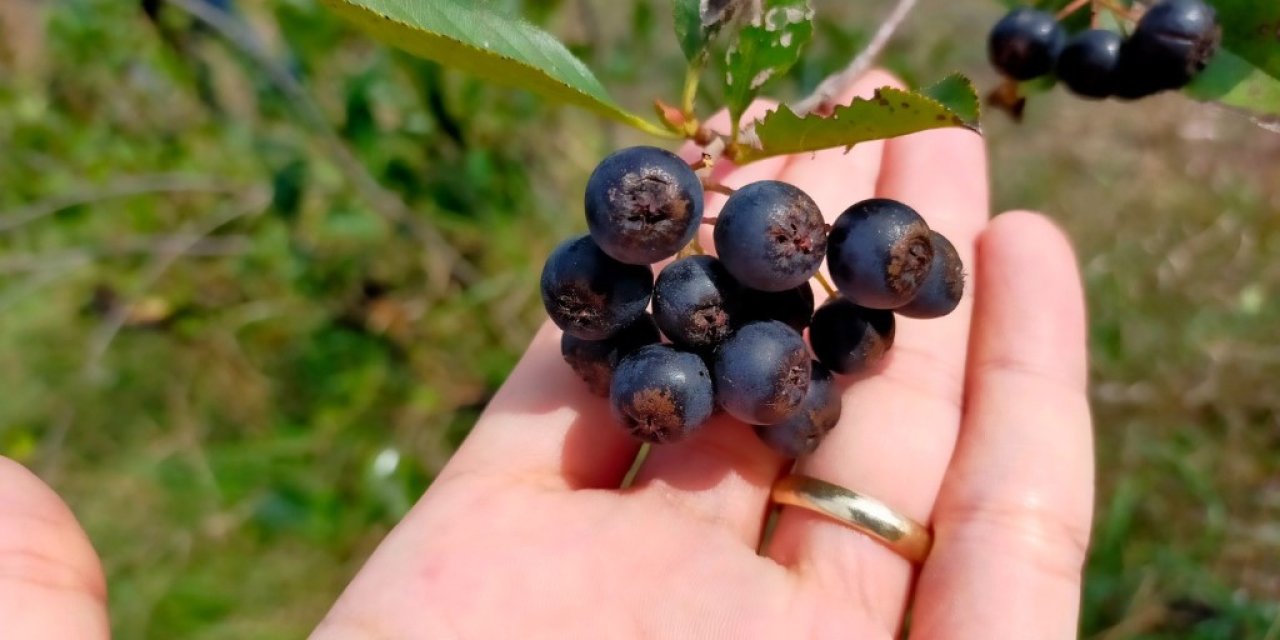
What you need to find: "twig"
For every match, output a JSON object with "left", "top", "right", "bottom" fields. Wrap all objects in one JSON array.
[
  {"left": 703, "top": 182, "right": 736, "bottom": 196},
  {"left": 0, "top": 174, "right": 239, "bottom": 233},
  {"left": 813, "top": 272, "right": 837, "bottom": 298},
  {"left": 81, "top": 188, "right": 270, "bottom": 379},
  {"left": 168, "top": 0, "right": 479, "bottom": 292},
  {"left": 1056, "top": 0, "right": 1091, "bottom": 21},
  {"left": 789, "top": 0, "right": 919, "bottom": 117}
]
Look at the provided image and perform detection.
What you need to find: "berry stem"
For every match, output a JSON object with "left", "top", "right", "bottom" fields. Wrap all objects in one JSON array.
[
  {"left": 681, "top": 54, "right": 706, "bottom": 117},
  {"left": 1056, "top": 0, "right": 1090, "bottom": 21},
  {"left": 619, "top": 443, "right": 651, "bottom": 488},
  {"left": 813, "top": 272, "right": 838, "bottom": 299},
  {"left": 1094, "top": 0, "right": 1138, "bottom": 24},
  {"left": 703, "top": 182, "right": 736, "bottom": 196},
  {"left": 700, "top": 216, "right": 719, "bottom": 227},
  {"left": 676, "top": 237, "right": 705, "bottom": 258}
]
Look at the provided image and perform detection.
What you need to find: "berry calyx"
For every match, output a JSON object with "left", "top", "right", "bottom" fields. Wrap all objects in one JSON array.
[
  {"left": 610, "top": 344, "right": 715, "bottom": 443},
  {"left": 713, "top": 181, "right": 828, "bottom": 292},
  {"left": 712, "top": 320, "right": 811, "bottom": 425},
  {"left": 752, "top": 361, "right": 842, "bottom": 458},
  {"left": 827, "top": 198, "right": 934, "bottom": 309},
  {"left": 585, "top": 146, "right": 705, "bottom": 265},
  {"left": 988, "top": 8, "right": 1066, "bottom": 81},
  {"left": 897, "top": 231, "right": 965, "bottom": 320},
  {"left": 653, "top": 255, "right": 744, "bottom": 350}
]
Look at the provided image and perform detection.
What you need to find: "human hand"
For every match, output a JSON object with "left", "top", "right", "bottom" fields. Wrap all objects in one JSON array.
[{"left": 0, "top": 70, "right": 1093, "bottom": 640}]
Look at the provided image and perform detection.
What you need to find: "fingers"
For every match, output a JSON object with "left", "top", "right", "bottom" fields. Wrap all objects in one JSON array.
[
  {"left": 439, "top": 323, "right": 643, "bottom": 490},
  {"left": 767, "top": 115, "right": 989, "bottom": 627},
  {"left": 910, "top": 212, "right": 1092, "bottom": 640},
  {"left": 0, "top": 457, "right": 110, "bottom": 639}
]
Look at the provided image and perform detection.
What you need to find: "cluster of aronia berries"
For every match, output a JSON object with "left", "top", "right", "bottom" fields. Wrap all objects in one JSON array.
[
  {"left": 541, "top": 146, "right": 964, "bottom": 457},
  {"left": 989, "top": 0, "right": 1220, "bottom": 100}
]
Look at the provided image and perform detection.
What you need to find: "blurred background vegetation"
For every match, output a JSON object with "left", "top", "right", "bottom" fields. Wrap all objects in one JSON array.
[{"left": 0, "top": 0, "right": 1277, "bottom": 637}]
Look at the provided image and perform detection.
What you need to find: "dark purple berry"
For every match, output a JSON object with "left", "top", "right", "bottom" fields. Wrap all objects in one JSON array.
[
  {"left": 897, "top": 232, "right": 965, "bottom": 320},
  {"left": 585, "top": 146, "right": 704, "bottom": 265},
  {"left": 1056, "top": 29, "right": 1123, "bottom": 99},
  {"left": 1118, "top": 0, "right": 1219, "bottom": 95},
  {"left": 610, "top": 344, "right": 715, "bottom": 444},
  {"left": 561, "top": 313, "right": 661, "bottom": 396},
  {"left": 712, "top": 320, "right": 811, "bottom": 425},
  {"left": 827, "top": 198, "right": 934, "bottom": 310},
  {"left": 752, "top": 361, "right": 841, "bottom": 458},
  {"left": 741, "top": 282, "right": 815, "bottom": 333},
  {"left": 713, "top": 181, "right": 828, "bottom": 292},
  {"left": 653, "top": 255, "right": 744, "bottom": 349},
  {"left": 540, "top": 234, "right": 653, "bottom": 340},
  {"left": 809, "top": 298, "right": 895, "bottom": 375},
  {"left": 988, "top": 8, "right": 1066, "bottom": 81}
]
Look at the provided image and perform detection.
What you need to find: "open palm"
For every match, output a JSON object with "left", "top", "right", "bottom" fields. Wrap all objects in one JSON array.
[{"left": 1, "top": 71, "right": 1093, "bottom": 640}]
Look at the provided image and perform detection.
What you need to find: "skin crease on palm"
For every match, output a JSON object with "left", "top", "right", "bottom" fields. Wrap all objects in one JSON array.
[{"left": 0, "top": 70, "right": 1094, "bottom": 640}]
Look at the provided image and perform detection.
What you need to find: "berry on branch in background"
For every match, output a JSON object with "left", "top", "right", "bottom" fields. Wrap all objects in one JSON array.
[
  {"left": 898, "top": 231, "right": 966, "bottom": 320},
  {"left": 539, "top": 234, "right": 654, "bottom": 340},
  {"left": 713, "top": 321, "right": 811, "bottom": 425},
  {"left": 988, "top": 8, "right": 1066, "bottom": 81},
  {"left": 740, "top": 282, "right": 815, "bottom": 333},
  {"left": 989, "top": 1, "right": 1220, "bottom": 105},
  {"left": 561, "top": 314, "right": 662, "bottom": 396},
  {"left": 809, "top": 298, "right": 896, "bottom": 375},
  {"left": 713, "top": 180, "right": 828, "bottom": 292},
  {"left": 609, "top": 344, "right": 715, "bottom": 444},
  {"left": 653, "top": 255, "right": 744, "bottom": 350},
  {"left": 585, "top": 146, "right": 705, "bottom": 265},
  {"left": 1056, "top": 29, "right": 1123, "bottom": 99},
  {"left": 752, "top": 362, "right": 842, "bottom": 458},
  {"left": 827, "top": 198, "right": 934, "bottom": 309},
  {"left": 1120, "top": 0, "right": 1220, "bottom": 94}
]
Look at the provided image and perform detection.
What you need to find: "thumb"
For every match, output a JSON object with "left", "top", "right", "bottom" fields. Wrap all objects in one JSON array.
[{"left": 0, "top": 457, "right": 110, "bottom": 639}]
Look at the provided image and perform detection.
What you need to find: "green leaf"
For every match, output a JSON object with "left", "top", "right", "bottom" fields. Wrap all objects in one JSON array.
[
  {"left": 1211, "top": 0, "right": 1280, "bottom": 79},
  {"left": 921, "top": 74, "right": 983, "bottom": 125},
  {"left": 733, "top": 74, "right": 982, "bottom": 164},
  {"left": 320, "top": 0, "right": 671, "bottom": 136},
  {"left": 724, "top": 0, "right": 814, "bottom": 126},
  {"left": 673, "top": 0, "right": 704, "bottom": 62},
  {"left": 1185, "top": 49, "right": 1280, "bottom": 125},
  {"left": 1178, "top": 2, "right": 1280, "bottom": 124}
]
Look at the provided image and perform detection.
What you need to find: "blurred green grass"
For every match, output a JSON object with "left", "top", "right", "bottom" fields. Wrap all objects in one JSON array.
[{"left": 1, "top": 0, "right": 1278, "bottom": 637}]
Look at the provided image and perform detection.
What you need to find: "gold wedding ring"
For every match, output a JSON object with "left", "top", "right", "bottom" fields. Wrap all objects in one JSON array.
[{"left": 771, "top": 474, "right": 933, "bottom": 564}]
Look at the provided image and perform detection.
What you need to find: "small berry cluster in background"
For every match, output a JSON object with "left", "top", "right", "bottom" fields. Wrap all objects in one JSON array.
[
  {"left": 989, "top": 0, "right": 1220, "bottom": 100},
  {"left": 541, "top": 146, "right": 965, "bottom": 458}
]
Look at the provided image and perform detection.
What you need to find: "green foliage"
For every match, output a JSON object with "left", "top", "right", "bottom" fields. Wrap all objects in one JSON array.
[
  {"left": 318, "top": 0, "right": 670, "bottom": 135},
  {"left": 733, "top": 75, "right": 981, "bottom": 163},
  {"left": 672, "top": 0, "right": 706, "bottom": 62},
  {"left": 1186, "top": 50, "right": 1280, "bottom": 120},
  {"left": 1213, "top": 0, "right": 1280, "bottom": 79},
  {"left": 723, "top": 0, "right": 815, "bottom": 125}
]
